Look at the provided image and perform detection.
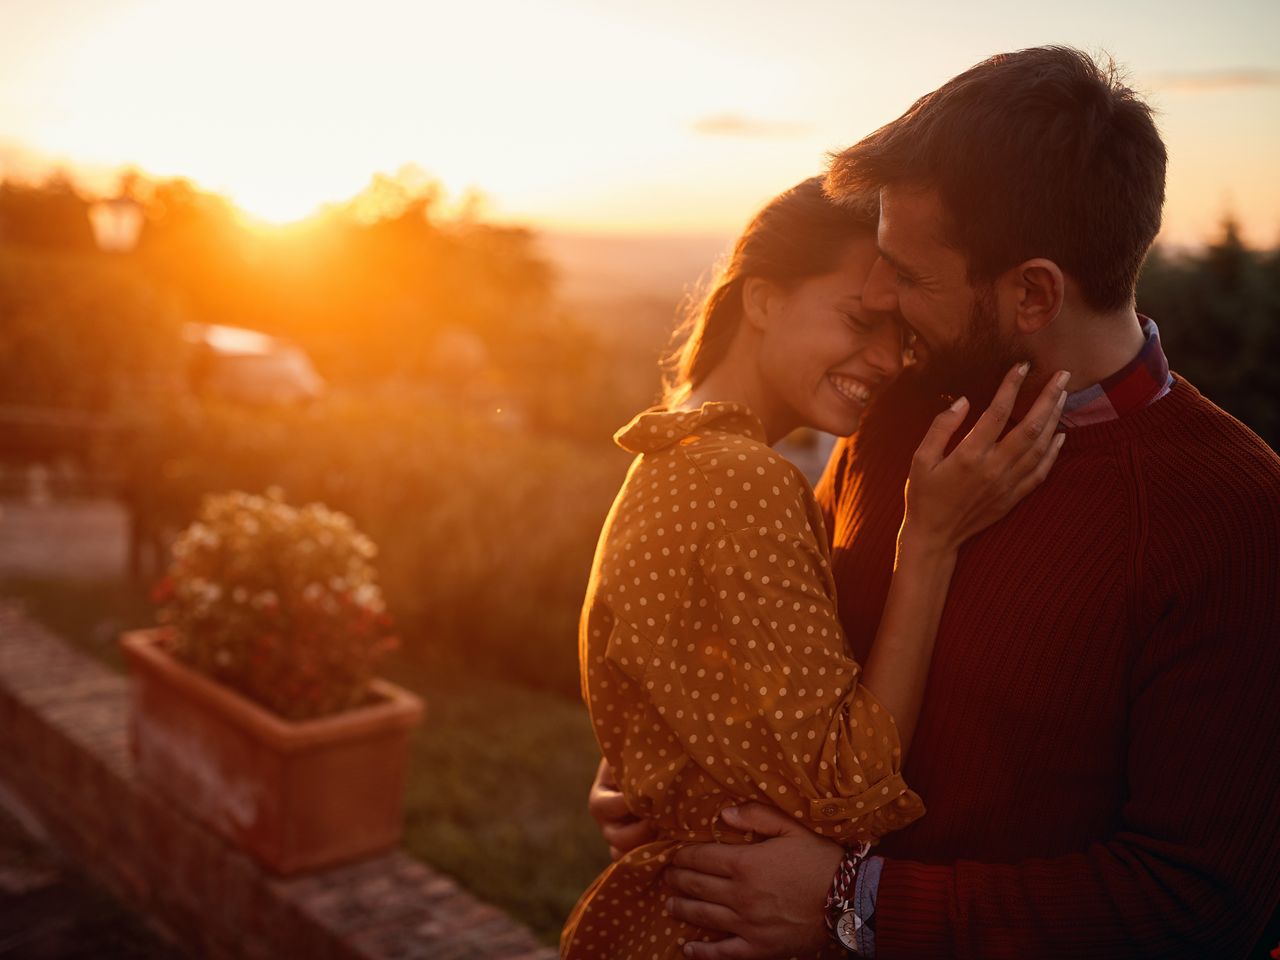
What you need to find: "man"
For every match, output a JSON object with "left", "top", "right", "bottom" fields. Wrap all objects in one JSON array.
[{"left": 590, "top": 47, "right": 1280, "bottom": 958}]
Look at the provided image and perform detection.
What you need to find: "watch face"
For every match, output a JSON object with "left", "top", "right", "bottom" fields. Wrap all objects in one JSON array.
[{"left": 836, "top": 909, "right": 861, "bottom": 949}]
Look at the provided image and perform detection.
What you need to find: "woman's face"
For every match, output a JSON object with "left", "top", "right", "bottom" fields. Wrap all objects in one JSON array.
[{"left": 755, "top": 235, "right": 905, "bottom": 438}]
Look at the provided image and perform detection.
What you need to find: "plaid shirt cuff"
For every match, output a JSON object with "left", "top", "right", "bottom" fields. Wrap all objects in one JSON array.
[{"left": 852, "top": 855, "right": 883, "bottom": 957}]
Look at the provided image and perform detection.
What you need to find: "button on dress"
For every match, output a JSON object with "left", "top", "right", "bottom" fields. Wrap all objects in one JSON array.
[{"left": 561, "top": 402, "right": 925, "bottom": 960}]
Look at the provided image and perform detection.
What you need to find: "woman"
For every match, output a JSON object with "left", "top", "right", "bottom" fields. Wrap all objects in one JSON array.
[{"left": 561, "top": 177, "right": 1067, "bottom": 959}]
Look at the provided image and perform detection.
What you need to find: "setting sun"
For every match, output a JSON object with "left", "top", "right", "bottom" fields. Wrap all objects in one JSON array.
[{"left": 1, "top": 0, "right": 1275, "bottom": 243}]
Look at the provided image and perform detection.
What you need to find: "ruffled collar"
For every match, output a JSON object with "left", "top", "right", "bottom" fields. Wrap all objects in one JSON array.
[{"left": 614, "top": 401, "right": 767, "bottom": 454}]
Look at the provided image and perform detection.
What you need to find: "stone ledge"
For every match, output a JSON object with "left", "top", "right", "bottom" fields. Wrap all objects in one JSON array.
[{"left": 0, "top": 600, "right": 556, "bottom": 960}]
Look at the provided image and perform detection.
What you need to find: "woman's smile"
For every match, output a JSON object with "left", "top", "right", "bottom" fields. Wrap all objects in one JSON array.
[{"left": 828, "top": 372, "right": 874, "bottom": 407}]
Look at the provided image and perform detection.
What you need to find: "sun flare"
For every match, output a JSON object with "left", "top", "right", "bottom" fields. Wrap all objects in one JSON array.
[{"left": 1, "top": 0, "right": 1277, "bottom": 243}]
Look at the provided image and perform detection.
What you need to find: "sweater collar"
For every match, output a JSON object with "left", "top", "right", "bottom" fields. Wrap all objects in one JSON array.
[
  {"left": 614, "top": 401, "right": 767, "bottom": 454},
  {"left": 1060, "top": 315, "right": 1174, "bottom": 428}
]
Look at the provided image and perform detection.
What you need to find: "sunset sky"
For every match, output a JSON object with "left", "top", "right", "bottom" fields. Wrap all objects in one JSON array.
[{"left": 1, "top": 0, "right": 1277, "bottom": 246}]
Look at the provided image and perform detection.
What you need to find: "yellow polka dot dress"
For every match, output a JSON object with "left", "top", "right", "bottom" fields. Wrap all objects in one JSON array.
[{"left": 561, "top": 402, "right": 925, "bottom": 960}]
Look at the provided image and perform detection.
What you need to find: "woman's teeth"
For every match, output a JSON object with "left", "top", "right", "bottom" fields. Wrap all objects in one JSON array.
[{"left": 829, "top": 375, "right": 872, "bottom": 405}]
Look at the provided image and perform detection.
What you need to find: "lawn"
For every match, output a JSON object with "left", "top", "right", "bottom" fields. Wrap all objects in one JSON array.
[{"left": 0, "top": 573, "right": 610, "bottom": 945}]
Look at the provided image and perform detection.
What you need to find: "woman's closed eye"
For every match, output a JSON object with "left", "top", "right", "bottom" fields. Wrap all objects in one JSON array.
[{"left": 841, "top": 311, "right": 876, "bottom": 334}]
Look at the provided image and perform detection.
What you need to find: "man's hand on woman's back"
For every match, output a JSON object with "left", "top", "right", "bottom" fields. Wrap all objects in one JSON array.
[{"left": 666, "top": 804, "right": 842, "bottom": 959}]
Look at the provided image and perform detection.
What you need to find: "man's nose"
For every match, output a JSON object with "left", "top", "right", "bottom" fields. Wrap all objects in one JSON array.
[
  {"left": 865, "top": 320, "right": 904, "bottom": 379},
  {"left": 863, "top": 257, "right": 898, "bottom": 312}
]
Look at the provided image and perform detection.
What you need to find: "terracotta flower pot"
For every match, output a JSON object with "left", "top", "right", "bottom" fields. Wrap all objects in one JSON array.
[{"left": 121, "top": 628, "right": 425, "bottom": 875}]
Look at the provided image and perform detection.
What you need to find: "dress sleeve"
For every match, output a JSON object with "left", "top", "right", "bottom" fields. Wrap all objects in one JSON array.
[{"left": 613, "top": 443, "right": 925, "bottom": 844}]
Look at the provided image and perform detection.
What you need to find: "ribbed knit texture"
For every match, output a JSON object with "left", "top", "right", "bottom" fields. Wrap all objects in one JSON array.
[{"left": 815, "top": 372, "right": 1280, "bottom": 959}]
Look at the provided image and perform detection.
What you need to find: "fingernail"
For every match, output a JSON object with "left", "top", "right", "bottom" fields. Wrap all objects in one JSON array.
[
  {"left": 1017, "top": 361, "right": 1031, "bottom": 377},
  {"left": 1056, "top": 371, "right": 1071, "bottom": 390},
  {"left": 1054, "top": 432, "right": 1066, "bottom": 450},
  {"left": 950, "top": 396, "right": 968, "bottom": 412}
]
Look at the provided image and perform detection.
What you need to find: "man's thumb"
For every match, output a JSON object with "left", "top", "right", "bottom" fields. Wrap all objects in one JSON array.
[{"left": 719, "top": 802, "right": 798, "bottom": 838}]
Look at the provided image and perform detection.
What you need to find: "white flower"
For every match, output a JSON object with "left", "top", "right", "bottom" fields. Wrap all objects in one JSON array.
[
  {"left": 232, "top": 586, "right": 248, "bottom": 604},
  {"left": 353, "top": 583, "right": 385, "bottom": 613},
  {"left": 303, "top": 582, "right": 324, "bottom": 603},
  {"left": 187, "top": 523, "right": 221, "bottom": 549}
]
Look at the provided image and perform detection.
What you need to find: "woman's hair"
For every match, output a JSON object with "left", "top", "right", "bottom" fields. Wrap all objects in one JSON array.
[{"left": 663, "top": 176, "right": 879, "bottom": 405}]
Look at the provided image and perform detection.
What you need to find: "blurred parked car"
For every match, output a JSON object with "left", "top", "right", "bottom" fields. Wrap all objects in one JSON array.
[{"left": 184, "top": 323, "right": 324, "bottom": 406}]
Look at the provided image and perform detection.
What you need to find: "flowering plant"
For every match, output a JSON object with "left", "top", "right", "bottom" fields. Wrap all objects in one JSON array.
[{"left": 150, "top": 488, "right": 399, "bottom": 721}]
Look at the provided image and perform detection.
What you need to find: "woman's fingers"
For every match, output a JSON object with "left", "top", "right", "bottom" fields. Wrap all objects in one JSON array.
[
  {"left": 959, "top": 361, "right": 1030, "bottom": 450},
  {"left": 912, "top": 396, "right": 970, "bottom": 469},
  {"left": 1008, "top": 387, "right": 1067, "bottom": 479},
  {"left": 995, "top": 370, "right": 1070, "bottom": 466},
  {"left": 1003, "top": 380, "right": 1067, "bottom": 472},
  {"left": 902, "top": 363, "right": 1070, "bottom": 548},
  {"left": 1008, "top": 431, "right": 1066, "bottom": 503}
]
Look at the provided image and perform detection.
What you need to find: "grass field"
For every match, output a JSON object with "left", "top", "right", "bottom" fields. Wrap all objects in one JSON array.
[{"left": 0, "top": 573, "right": 610, "bottom": 945}]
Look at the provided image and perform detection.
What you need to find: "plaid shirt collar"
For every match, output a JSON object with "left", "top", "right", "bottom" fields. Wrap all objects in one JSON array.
[{"left": 1060, "top": 315, "right": 1173, "bottom": 428}]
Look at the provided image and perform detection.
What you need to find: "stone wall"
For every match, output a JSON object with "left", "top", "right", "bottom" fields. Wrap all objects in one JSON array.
[{"left": 0, "top": 600, "right": 556, "bottom": 960}]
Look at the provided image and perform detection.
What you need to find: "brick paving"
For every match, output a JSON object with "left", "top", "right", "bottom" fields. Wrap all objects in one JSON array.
[
  {"left": 0, "top": 598, "right": 556, "bottom": 960},
  {"left": 0, "top": 783, "right": 189, "bottom": 960},
  {"left": 0, "top": 499, "right": 130, "bottom": 581},
  {"left": 0, "top": 495, "right": 188, "bottom": 959},
  {"left": 0, "top": 498, "right": 557, "bottom": 960}
]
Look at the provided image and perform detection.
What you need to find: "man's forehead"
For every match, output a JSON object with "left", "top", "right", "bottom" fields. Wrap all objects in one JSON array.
[
  {"left": 877, "top": 184, "right": 953, "bottom": 259},
  {"left": 879, "top": 184, "right": 945, "bottom": 236}
]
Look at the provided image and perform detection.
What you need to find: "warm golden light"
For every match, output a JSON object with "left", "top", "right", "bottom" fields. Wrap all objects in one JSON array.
[{"left": 2, "top": 0, "right": 1278, "bottom": 243}]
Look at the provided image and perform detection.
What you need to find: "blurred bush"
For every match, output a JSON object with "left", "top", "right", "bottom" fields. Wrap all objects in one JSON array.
[
  {"left": 120, "top": 393, "right": 629, "bottom": 694},
  {"left": 1137, "top": 219, "right": 1280, "bottom": 448},
  {"left": 0, "top": 243, "right": 186, "bottom": 411},
  {"left": 0, "top": 171, "right": 663, "bottom": 693}
]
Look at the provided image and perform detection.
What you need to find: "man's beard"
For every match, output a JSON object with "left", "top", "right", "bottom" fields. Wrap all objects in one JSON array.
[{"left": 915, "top": 283, "right": 1025, "bottom": 406}]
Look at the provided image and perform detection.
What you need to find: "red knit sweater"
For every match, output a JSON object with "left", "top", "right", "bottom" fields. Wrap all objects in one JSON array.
[{"left": 816, "top": 373, "right": 1280, "bottom": 959}]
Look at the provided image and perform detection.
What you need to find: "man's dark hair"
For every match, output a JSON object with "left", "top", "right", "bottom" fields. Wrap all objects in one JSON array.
[{"left": 826, "top": 46, "right": 1166, "bottom": 312}]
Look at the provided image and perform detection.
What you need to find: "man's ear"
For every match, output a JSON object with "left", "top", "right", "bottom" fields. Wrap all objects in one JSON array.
[
  {"left": 741, "top": 276, "right": 777, "bottom": 332},
  {"left": 1008, "top": 258, "right": 1065, "bottom": 335}
]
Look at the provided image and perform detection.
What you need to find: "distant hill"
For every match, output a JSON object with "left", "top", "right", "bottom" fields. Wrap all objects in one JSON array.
[{"left": 536, "top": 230, "right": 733, "bottom": 306}]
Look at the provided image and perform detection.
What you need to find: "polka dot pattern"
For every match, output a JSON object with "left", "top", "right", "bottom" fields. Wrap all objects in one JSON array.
[{"left": 561, "top": 402, "right": 924, "bottom": 960}]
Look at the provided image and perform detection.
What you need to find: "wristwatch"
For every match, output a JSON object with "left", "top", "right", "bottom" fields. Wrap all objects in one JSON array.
[{"left": 825, "top": 842, "right": 872, "bottom": 953}]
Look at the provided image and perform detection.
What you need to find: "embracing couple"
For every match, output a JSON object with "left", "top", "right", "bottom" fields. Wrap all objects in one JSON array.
[{"left": 562, "top": 46, "right": 1280, "bottom": 960}]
